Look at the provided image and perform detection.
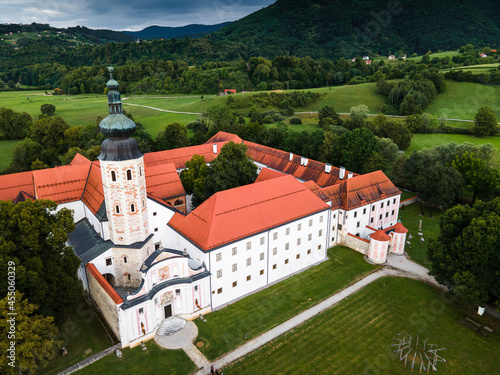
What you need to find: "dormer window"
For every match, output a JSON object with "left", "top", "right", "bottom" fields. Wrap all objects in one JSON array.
[
  {"left": 126, "top": 169, "right": 132, "bottom": 181},
  {"left": 111, "top": 170, "right": 117, "bottom": 182}
]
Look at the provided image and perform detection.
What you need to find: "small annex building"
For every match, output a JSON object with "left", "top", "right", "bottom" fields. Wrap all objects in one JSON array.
[{"left": 0, "top": 70, "right": 407, "bottom": 348}]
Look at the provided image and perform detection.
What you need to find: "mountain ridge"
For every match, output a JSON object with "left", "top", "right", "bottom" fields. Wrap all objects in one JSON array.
[{"left": 124, "top": 22, "right": 231, "bottom": 40}]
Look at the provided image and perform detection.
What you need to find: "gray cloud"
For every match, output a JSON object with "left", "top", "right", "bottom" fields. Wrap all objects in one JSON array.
[{"left": 0, "top": 0, "right": 275, "bottom": 30}]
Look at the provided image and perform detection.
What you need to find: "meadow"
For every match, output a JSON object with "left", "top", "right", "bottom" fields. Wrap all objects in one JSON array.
[{"left": 222, "top": 276, "right": 500, "bottom": 375}]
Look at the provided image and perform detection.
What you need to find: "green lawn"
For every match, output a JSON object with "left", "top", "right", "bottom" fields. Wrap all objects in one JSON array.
[
  {"left": 0, "top": 139, "right": 22, "bottom": 170},
  {"left": 222, "top": 277, "right": 500, "bottom": 375},
  {"left": 398, "top": 203, "right": 442, "bottom": 267},
  {"left": 441, "top": 63, "right": 500, "bottom": 75},
  {"left": 41, "top": 297, "right": 114, "bottom": 375},
  {"left": 426, "top": 80, "right": 500, "bottom": 120},
  {"left": 196, "top": 246, "right": 378, "bottom": 360},
  {"left": 74, "top": 341, "right": 196, "bottom": 375},
  {"left": 406, "top": 134, "right": 500, "bottom": 154},
  {"left": 406, "top": 51, "right": 460, "bottom": 62}
]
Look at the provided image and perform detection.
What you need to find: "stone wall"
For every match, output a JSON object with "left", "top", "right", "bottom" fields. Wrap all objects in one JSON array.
[
  {"left": 400, "top": 195, "right": 418, "bottom": 208},
  {"left": 112, "top": 237, "right": 153, "bottom": 289},
  {"left": 342, "top": 233, "right": 370, "bottom": 255},
  {"left": 86, "top": 267, "right": 121, "bottom": 339}
]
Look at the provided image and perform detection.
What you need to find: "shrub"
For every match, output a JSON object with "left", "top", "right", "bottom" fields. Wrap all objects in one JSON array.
[{"left": 289, "top": 117, "right": 302, "bottom": 125}]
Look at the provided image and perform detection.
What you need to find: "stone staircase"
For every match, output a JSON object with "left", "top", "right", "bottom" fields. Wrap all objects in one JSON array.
[{"left": 156, "top": 316, "right": 186, "bottom": 336}]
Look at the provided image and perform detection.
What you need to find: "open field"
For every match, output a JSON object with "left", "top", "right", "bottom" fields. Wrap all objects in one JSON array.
[
  {"left": 426, "top": 80, "right": 500, "bottom": 120},
  {"left": 195, "top": 246, "right": 378, "bottom": 360},
  {"left": 441, "top": 63, "right": 500, "bottom": 75},
  {"left": 41, "top": 297, "right": 114, "bottom": 375},
  {"left": 222, "top": 276, "right": 500, "bottom": 375},
  {"left": 0, "top": 139, "right": 22, "bottom": 170},
  {"left": 74, "top": 340, "right": 196, "bottom": 375},
  {"left": 406, "top": 50, "right": 460, "bottom": 62},
  {"left": 406, "top": 134, "right": 500, "bottom": 154},
  {"left": 399, "top": 203, "right": 443, "bottom": 267}
]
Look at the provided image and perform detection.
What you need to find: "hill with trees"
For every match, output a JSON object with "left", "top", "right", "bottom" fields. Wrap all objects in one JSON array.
[
  {"left": 211, "top": 0, "right": 500, "bottom": 58},
  {"left": 124, "top": 22, "right": 231, "bottom": 40}
]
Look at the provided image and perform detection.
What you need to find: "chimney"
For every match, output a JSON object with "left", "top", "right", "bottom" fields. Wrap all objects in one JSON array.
[
  {"left": 325, "top": 163, "right": 332, "bottom": 174},
  {"left": 303, "top": 157, "right": 308, "bottom": 166},
  {"left": 348, "top": 172, "right": 354, "bottom": 179},
  {"left": 289, "top": 152, "right": 293, "bottom": 162},
  {"left": 339, "top": 166, "right": 345, "bottom": 179},
  {"left": 213, "top": 143, "right": 217, "bottom": 154}
]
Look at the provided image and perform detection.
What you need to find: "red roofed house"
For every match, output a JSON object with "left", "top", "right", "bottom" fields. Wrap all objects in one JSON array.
[{"left": 0, "top": 70, "right": 407, "bottom": 348}]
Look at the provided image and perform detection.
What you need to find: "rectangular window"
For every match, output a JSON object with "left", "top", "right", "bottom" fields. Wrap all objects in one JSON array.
[
  {"left": 356, "top": 222, "right": 360, "bottom": 228},
  {"left": 233, "top": 281, "right": 237, "bottom": 288},
  {"left": 356, "top": 233, "right": 360, "bottom": 237},
  {"left": 246, "top": 242, "right": 251, "bottom": 250},
  {"left": 379, "top": 214, "right": 382, "bottom": 220},
  {"left": 338, "top": 224, "right": 342, "bottom": 230},
  {"left": 286, "top": 228, "right": 290, "bottom": 236},
  {"left": 385, "top": 212, "right": 389, "bottom": 218},
  {"left": 363, "top": 208, "right": 366, "bottom": 215},
  {"left": 273, "top": 264, "right": 277, "bottom": 270},
  {"left": 139, "top": 308, "right": 144, "bottom": 315},
  {"left": 319, "top": 230, "right": 323, "bottom": 237},
  {"left": 285, "top": 259, "right": 289, "bottom": 264},
  {"left": 297, "top": 238, "right": 301, "bottom": 246},
  {"left": 232, "top": 247, "right": 237, "bottom": 256},
  {"left": 246, "top": 258, "right": 251, "bottom": 266},
  {"left": 154, "top": 228, "right": 158, "bottom": 232},
  {"left": 296, "top": 254, "right": 300, "bottom": 259},
  {"left": 232, "top": 264, "right": 237, "bottom": 272},
  {"left": 371, "top": 218, "right": 374, "bottom": 223},
  {"left": 194, "top": 285, "right": 198, "bottom": 292},
  {"left": 175, "top": 289, "right": 181, "bottom": 295},
  {"left": 372, "top": 206, "right": 375, "bottom": 212},
  {"left": 260, "top": 253, "right": 264, "bottom": 261},
  {"left": 393, "top": 198, "right": 396, "bottom": 204},
  {"left": 309, "top": 219, "right": 313, "bottom": 227},
  {"left": 260, "top": 237, "right": 265, "bottom": 245},
  {"left": 105, "top": 258, "right": 112, "bottom": 266},
  {"left": 308, "top": 233, "right": 312, "bottom": 241},
  {"left": 273, "top": 232, "right": 278, "bottom": 240},
  {"left": 333, "top": 214, "right": 336, "bottom": 219},
  {"left": 319, "top": 216, "right": 323, "bottom": 223},
  {"left": 307, "top": 249, "right": 311, "bottom": 255},
  {"left": 217, "top": 288, "right": 223, "bottom": 294},
  {"left": 381, "top": 202, "right": 384, "bottom": 208},
  {"left": 354, "top": 211, "right": 357, "bottom": 218},
  {"left": 260, "top": 269, "right": 264, "bottom": 275},
  {"left": 216, "top": 253, "right": 222, "bottom": 262},
  {"left": 392, "top": 210, "right": 395, "bottom": 216},
  {"left": 153, "top": 212, "right": 157, "bottom": 216},
  {"left": 285, "top": 243, "right": 290, "bottom": 250},
  {"left": 318, "top": 245, "right": 322, "bottom": 250},
  {"left": 247, "top": 275, "right": 251, "bottom": 281},
  {"left": 273, "top": 247, "right": 278, "bottom": 256},
  {"left": 387, "top": 200, "right": 391, "bottom": 206},
  {"left": 217, "top": 270, "right": 222, "bottom": 279},
  {"left": 297, "top": 223, "right": 302, "bottom": 231},
  {"left": 155, "top": 243, "right": 161, "bottom": 250}
]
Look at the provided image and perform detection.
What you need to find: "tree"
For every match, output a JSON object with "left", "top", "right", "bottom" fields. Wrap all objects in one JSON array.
[
  {"left": 180, "top": 154, "right": 210, "bottom": 208},
  {"left": 318, "top": 105, "right": 342, "bottom": 130},
  {"left": 7, "top": 138, "right": 45, "bottom": 173},
  {"left": 155, "top": 122, "right": 190, "bottom": 151},
  {"left": 378, "top": 119, "right": 412, "bottom": 150},
  {"left": 206, "top": 105, "right": 237, "bottom": 134},
  {"left": 334, "top": 128, "right": 379, "bottom": 173},
  {"left": 40, "top": 104, "right": 56, "bottom": 116},
  {"left": 473, "top": 107, "right": 497, "bottom": 136},
  {"left": 427, "top": 198, "right": 500, "bottom": 306},
  {"left": 349, "top": 104, "right": 369, "bottom": 128},
  {"left": 0, "top": 200, "right": 81, "bottom": 316},
  {"left": 0, "top": 292, "right": 61, "bottom": 375},
  {"left": 416, "top": 165, "right": 463, "bottom": 209},
  {"left": 0, "top": 108, "right": 32, "bottom": 140},
  {"left": 28, "top": 116, "right": 71, "bottom": 161},
  {"left": 451, "top": 151, "right": 499, "bottom": 203}
]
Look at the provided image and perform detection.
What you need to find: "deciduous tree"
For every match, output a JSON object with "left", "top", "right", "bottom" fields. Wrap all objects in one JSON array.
[{"left": 473, "top": 107, "right": 498, "bottom": 136}]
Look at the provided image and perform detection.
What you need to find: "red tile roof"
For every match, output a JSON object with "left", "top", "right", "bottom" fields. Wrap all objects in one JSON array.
[
  {"left": 394, "top": 222, "right": 408, "bottom": 234},
  {"left": 33, "top": 164, "right": 90, "bottom": 204},
  {"left": 81, "top": 163, "right": 105, "bottom": 215},
  {"left": 0, "top": 171, "right": 35, "bottom": 202},
  {"left": 370, "top": 230, "right": 391, "bottom": 242},
  {"left": 145, "top": 163, "right": 185, "bottom": 200},
  {"left": 144, "top": 142, "right": 228, "bottom": 170},
  {"left": 205, "top": 132, "right": 243, "bottom": 144},
  {"left": 339, "top": 171, "right": 401, "bottom": 210},
  {"left": 303, "top": 180, "right": 331, "bottom": 202},
  {"left": 168, "top": 174, "right": 329, "bottom": 251},
  {"left": 86, "top": 263, "right": 123, "bottom": 304},
  {"left": 243, "top": 141, "right": 355, "bottom": 187},
  {"left": 255, "top": 168, "right": 285, "bottom": 183}
]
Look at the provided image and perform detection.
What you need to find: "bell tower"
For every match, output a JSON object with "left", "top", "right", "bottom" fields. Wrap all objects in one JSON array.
[{"left": 99, "top": 67, "right": 149, "bottom": 246}]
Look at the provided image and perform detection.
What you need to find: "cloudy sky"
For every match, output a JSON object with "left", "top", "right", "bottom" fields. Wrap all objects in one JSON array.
[{"left": 0, "top": 0, "right": 275, "bottom": 31}]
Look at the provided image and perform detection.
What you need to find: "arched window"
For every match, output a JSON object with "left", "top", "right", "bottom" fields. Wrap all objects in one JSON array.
[
  {"left": 126, "top": 169, "right": 132, "bottom": 181},
  {"left": 124, "top": 273, "right": 131, "bottom": 281},
  {"left": 115, "top": 205, "right": 120, "bottom": 214},
  {"left": 130, "top": 203, "right": 136, "bottom": 213},
  {"left": 139, "top": 166, "right": 143, "bottom": 177},
  {"left": 111, "top": 170, "right": 117, "bottom": 182},
  {"left": 123, "top": 256, "right": 128, "bottom": 263}
]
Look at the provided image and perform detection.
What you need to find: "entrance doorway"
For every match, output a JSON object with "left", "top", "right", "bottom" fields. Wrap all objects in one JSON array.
[{"left": 164, "top": 304, "right": 172, "bottom": 319}]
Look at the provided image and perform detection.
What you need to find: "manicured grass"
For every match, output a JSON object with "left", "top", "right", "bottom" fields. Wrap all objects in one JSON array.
[
  {"left": 406, "top": 134, "right": 500, "bottom": 154},
  {"left": 41, "top": 297, "right": 114, "bottom": 375},
  {"left": 399, "top": 189, "right": 418, "bottom": 202},
  {"left": 426, "top": 80, "right": 500, "bottom": 120},
  {"left": 406, "top": 51, "right": 460, "bottom": 62},
  {"left": 74, "top": 340, "right": 196, "bottom": 375},
  {"left": 398, "top": 203, "right": 442, "bottom": 267},
  {"left": 0, "top": 139, "right": 22, "bottom": 170},
  {"left": 195, "top": 246, "right": 378, "bottom": 360},
  {"left": 223, "top": 277, "right": 500, "bottom": 375}
]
